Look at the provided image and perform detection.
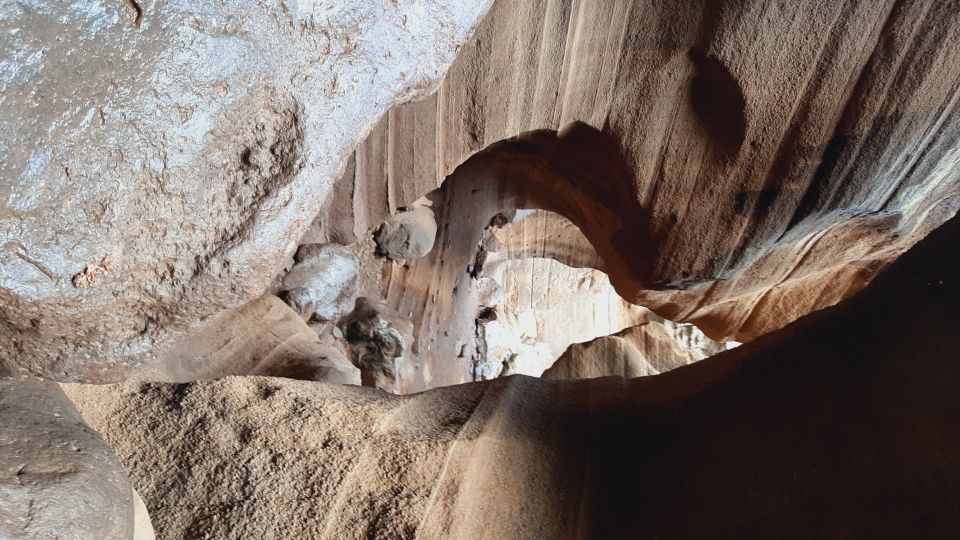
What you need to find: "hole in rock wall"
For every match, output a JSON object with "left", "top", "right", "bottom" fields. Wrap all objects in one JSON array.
[{"left": 272, "top": 125, "right": 736, "bottom": 394}]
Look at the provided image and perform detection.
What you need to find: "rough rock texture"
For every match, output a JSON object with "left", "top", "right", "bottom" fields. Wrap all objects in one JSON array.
[
  {"left": 139, "top": 295, "right": 359, "bottom": 384},
  {"left": 337, "top": 297, "right": 413, "bottom": 392},
  {"left": 542, "top": 321, "right": 723, "bottom": 380},
  {"left": 0, "top": 379, "right": 133, "bottom": 539},
  {"left": 0, "top": 0, "right": 493, "bottom": 381},
  {"left": 322, "top": 0, "right": 960, "bottom": 343},
  {"left": 280, "top": 244, "right": 359, "bottom": 322},
  {"left": 65, "top": 212, "right": 960, "bottom": 538}
]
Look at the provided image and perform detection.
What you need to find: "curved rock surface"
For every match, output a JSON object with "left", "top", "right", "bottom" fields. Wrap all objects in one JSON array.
[
  {"left": 0, "top": 379, "right": 134, "bottom": 539},
  {"left": 0, "top": 0, "right": 492, "bottom": 381},
  {"left": 542, "top": 320, "right": 724, "bottom": 380},
  {"left": 323, "top": 0, "right": 960, "bottom": 341},
  {"left": 137, "top": 295, "right": 359, "bottom": 384},
  {"left": 64, "top": 211, "right": 960, "bottom": 538}
]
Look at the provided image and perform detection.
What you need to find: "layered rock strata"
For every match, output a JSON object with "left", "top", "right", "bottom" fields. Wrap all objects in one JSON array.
[{"left": 320, "top": 0, "right": 960, "bottom": 343}]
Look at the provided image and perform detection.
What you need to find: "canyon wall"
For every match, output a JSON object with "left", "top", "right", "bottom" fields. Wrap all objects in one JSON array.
[{"left": 322, "top": 0, "right": 960, "bottom": 342}]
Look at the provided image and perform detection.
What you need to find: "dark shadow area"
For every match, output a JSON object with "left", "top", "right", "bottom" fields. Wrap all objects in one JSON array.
[
  {"left": 689, "top": 47, "right": 747, "bottom": 158},
  {"left": 551, "top": 211, "right": 960, "bottom": 538}
]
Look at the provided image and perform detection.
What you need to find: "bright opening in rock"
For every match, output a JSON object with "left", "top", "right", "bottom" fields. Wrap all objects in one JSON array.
[
  {"left": 4, "top": 1, "right": 959, "bottom": 537},
  {"left": 269, "top": 125, "right": 736, "bottom": 395}
]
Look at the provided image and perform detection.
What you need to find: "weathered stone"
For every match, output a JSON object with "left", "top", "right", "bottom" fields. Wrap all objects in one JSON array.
[
  {"left": 542, "top": 320, "right": 723, "bottom": 380},
  {"left": 140, "top": 295, "right": 359, "bottom": 384},
  {"left": 337, "top": 297, "right": 413, "bottom": 392},
  {"left": 0, "top": 379, "right": 133, "bottom": 539},
  {"left": 0, "top": 0, "right": 493, "bottom": 381},
  {"left": 281, "top": 244, "right": 359, "bottom": 322},
  {"left": 325, "top": 0, "right": 960, "bottom": 344},
  {"left": 374, "top": 205, "right": 438, "bottom": 260},
  {"left": 62, "top": 211, "right": 960, "bottom": 538}
]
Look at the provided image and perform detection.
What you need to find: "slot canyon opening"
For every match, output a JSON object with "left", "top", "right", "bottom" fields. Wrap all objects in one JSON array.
[{"left": 272, "top": 123, "right": 737, "bottom": 394}]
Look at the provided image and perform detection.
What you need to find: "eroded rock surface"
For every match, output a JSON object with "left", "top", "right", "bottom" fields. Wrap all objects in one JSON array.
[
  {"left": 0, "top": 379, "right": 133, "bottom": 539},
  {"left": 64, "top": 210, "right": 960, "bottom": 539},
  {"left": 323, "top": 0, "right": 960, "bottom": 342},
  {"left": 374, "top": 205, "right": 438, "bottom": 260},
  {"left": 0, "top": 0, "right": 493, "bottom": 381},
  {"left": 542, "top": 321, "right": 723, "bottom": 380},
  {"left": 139, "top": 295, "right": 359, "bottom": 384},
  {"left": 337, "top": 297, "right": 413, "bottom": 392},
  {"left": 280, "top": 244, "right": 359, "bottom": 322}
]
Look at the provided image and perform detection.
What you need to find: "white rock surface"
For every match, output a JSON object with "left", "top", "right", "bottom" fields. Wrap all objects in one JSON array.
[
  {"left": 478, "top": 318, "right": 553, "bottom": 379},
  {"left": 281, "top": 244, "right": 359, "bottom": 322},
  {"left": 0, "top": 0, "right": 492, "bottom": 380}
]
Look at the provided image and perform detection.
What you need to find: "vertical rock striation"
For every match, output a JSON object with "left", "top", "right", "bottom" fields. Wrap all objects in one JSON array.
[
  {"left": 322, "top": 0, "right": 960, "bottom": 341},
  {"left": 64, "top": 211, "right": 960, "bottom": 538}
]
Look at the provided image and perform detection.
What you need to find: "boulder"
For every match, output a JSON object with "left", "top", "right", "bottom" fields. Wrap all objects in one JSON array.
[
  {"left": 374, "top": 206, "right": 438, "bottom": 260},
  {"left": 0, "top": 0, "right": 493, "bottom": 381},
  {"left": 281, "top": 244, "right": 359, "bottom": 323}
]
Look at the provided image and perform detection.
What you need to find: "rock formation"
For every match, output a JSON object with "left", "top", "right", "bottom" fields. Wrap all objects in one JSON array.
[
  {"left": 3, "top": 0, "right": 960, "bottom": 537},
  {"left": 542, "top": 320, "right": 724, "bottom": 380},
  {"left": 64, "top": 211, "right": 960, "bottom": 538},
  {"left": 373, "top": 205, "right": 438, "bottom": 261},
  {"left": 321, "top": 0, "right": 960, "bottom": 343},
  {"left": 337, "top": 297, "right": 413, "bottom": 392},
  {"left": 280, "top": 243, "right": 360, "bottom": 322},
  {"left": 0, "top": 0, "right": 493, "bottom": 381},
  {"left": 0, "top": 379, "right": 134, "bottom": 539},
  {"left": 137, "top": 295, "right": 359, "bottom": 384}
]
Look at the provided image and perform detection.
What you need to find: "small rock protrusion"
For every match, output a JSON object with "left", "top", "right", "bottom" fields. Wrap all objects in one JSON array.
[
  {"left": 337, "top": 297, "right": 414, "bottom": 393},
  {"left": 374, "top": 206, "right": 438, "bottom": 260}
]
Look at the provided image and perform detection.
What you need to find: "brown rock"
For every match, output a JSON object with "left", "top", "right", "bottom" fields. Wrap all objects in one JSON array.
[
  {"left": 64, "top": 212, "right": 960, "bottom": 538},
  {"left": 325, "top": 0, "right": 960, "bottom": 343},
  {"left": 542, "top": 321, "right": 724, "bottom": 380},
  {"left": 140, "top": 296, "right": 359, "bottom": 385}
]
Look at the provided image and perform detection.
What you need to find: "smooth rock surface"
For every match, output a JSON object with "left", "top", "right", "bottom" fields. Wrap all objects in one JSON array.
[
  {"left": 324, "top": 0, "right": 960, "bottom": 342},
  {"left": 134, "top": 489, "right": 157, "bottom": 540},
  {"left": 0, "top": 379, "right": 133, "bottom": 539},
  {"left": 138, "top": 295, "right": 359, "bottom": 384},
  {"left": 542, "top": 321, "right": 723, "bottom": 380},
  {"left": 0, "top": 0, "right": 493, "bottom": 380}
]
